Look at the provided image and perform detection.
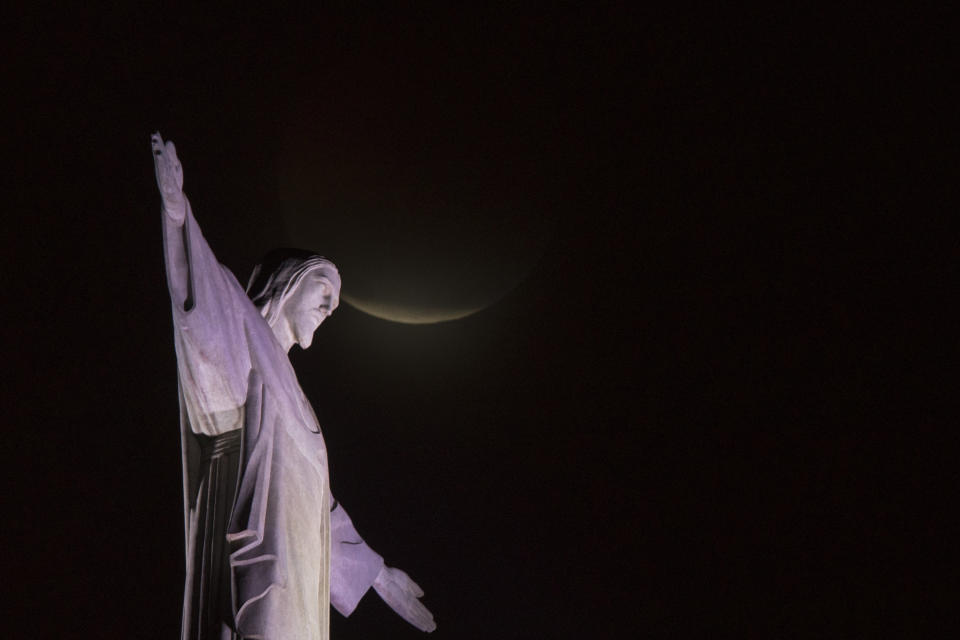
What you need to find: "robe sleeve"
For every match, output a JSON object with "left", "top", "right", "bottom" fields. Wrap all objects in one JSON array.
[
  {"left": 163, "top": 199, "right": 252, "bottom": 435},
  {"left": 329, "top": 501, "right": 385, "bottom": 617}
]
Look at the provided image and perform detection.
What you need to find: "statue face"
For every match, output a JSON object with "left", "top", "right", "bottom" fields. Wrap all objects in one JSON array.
[{"left": 280, "top": 272, "right": 340, "bottom": 349}]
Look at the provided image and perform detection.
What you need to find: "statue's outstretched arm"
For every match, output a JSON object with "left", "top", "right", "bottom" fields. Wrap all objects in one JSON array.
[
  {"left": 329, "top": 501, "right": 436, "bottom": 632},
  {"left": 152, "top": 132, "right": 194, "bottom": 310}
]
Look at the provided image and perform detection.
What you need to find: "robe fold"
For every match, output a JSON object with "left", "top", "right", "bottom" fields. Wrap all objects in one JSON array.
[{"left": 166, "top": 201, "right": 384, "bottom": 640}]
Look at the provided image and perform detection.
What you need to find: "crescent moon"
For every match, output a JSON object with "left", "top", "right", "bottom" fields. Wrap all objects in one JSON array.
[{"left": 341, "top": 293, "right": 488, "bottom": 325}]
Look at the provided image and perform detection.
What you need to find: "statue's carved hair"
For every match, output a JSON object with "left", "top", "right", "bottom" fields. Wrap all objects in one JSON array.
[{"left": 246, "top": 248, "right": 341, "bottom": 326}]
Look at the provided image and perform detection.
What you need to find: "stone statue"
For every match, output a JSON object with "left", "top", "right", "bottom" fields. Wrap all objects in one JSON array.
[{"left": 152, "top": 133, "right": 436, "bottom": 640}]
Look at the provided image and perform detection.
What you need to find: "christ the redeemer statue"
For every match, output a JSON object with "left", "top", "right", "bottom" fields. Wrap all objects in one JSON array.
[{"left": 152, "top": 133, "right": 436, "bottom": 640}]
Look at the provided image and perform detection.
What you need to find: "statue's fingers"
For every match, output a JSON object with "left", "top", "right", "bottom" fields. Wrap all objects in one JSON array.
[
  {"left": 400, "top": 593, "right": 433, "bottom": 630},
  {"left": 152, "top": 141, "right": 166, "bottom": 165},
  {"left": 409, "top": 580, "right": 425, "bottom": 598},
  {"left": 392, "top": 569, "right": 425, "bottom": 597},
  {"left": 378, "top": 578, "right": 435, "bottom": 633},
  {"left": 405, "top": 599, "right": 436, "bottom": 633},
  {"left": 153, "top": 145, "right": 169, "bottom": 173}
]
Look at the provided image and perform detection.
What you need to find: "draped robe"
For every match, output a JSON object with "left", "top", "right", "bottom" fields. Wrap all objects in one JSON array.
[{"left": 165, "top": 201, "right": 384, "bottom": 640}]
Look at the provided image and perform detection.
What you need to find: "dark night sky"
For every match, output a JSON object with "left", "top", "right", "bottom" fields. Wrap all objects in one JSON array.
[{"left": 4, "top": 4, "right": 951, "bottom": 638}]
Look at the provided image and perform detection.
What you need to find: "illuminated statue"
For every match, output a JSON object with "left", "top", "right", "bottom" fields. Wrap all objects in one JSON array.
[{"left": 152, "top": 133, "right": 435, "bottom": 640}]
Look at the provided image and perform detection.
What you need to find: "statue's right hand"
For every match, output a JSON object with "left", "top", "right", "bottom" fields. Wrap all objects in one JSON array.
[
  {"left": 151, "top": 132, "right": 185, "bottom": 221},
  {"left": 373, "top": 566, "right": 436, "bottom": 633}
]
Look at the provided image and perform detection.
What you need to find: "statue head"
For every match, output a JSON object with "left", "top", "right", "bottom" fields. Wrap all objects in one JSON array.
[{"left": 247, "top": 248, "right": 341, "bottom": 350}]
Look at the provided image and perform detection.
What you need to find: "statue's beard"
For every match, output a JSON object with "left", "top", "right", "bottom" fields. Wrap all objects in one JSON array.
[{"left": 294, "top": 316, "right": 320, "bottom": 349}]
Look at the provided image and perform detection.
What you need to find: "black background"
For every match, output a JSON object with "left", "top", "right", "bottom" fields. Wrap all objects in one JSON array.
[{"left": 4, "top": 4, "right": 951, "bottom": 638}]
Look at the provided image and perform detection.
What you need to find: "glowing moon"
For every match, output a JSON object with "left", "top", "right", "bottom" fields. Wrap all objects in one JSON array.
[{"left": 341, "top": 294, "right": 487, "bottom": 325}]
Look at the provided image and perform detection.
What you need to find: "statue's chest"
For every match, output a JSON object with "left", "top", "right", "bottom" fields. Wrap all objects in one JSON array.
[{"left": 249, "top": 327, "right": 331, "bottom": 475}]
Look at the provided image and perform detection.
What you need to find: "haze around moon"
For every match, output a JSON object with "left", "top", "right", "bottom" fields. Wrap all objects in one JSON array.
[
  {"left": 277, "top": 164, "right": 549, "bottom": 324},
  {"left": 276, "top": 84, "right": 553, "bottom": 324}
]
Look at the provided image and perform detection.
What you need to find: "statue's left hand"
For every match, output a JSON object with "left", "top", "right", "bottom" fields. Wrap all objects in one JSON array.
[{"left": 373, "top": 565, "right": 437, "bottom": 632}]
